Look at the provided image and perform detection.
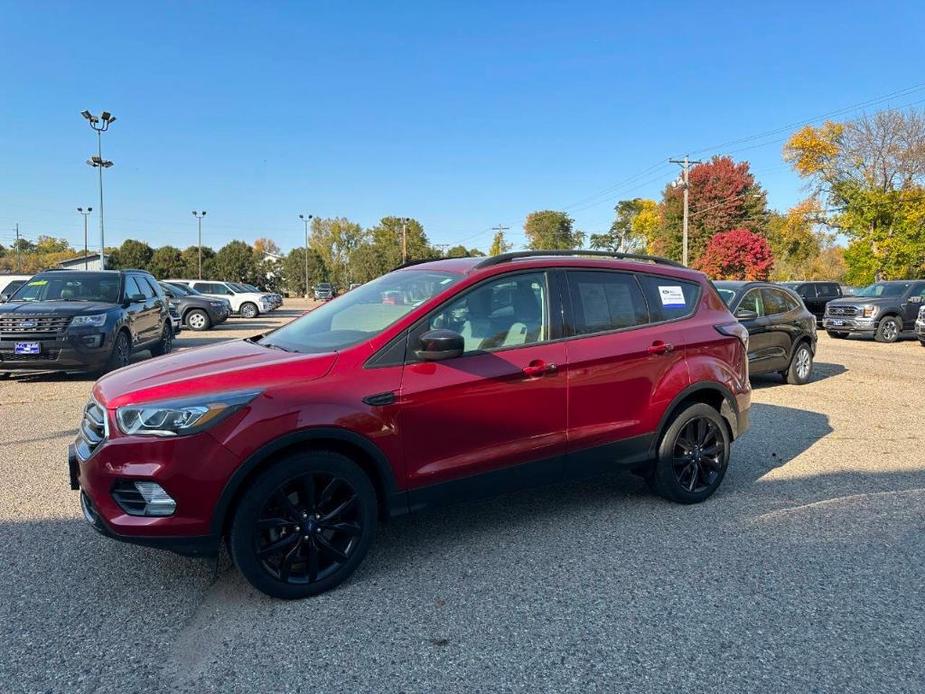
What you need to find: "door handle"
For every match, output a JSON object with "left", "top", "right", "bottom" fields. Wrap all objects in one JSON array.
[
  {"left": 522, "top": 360, "right": 558, "bottom": 378},
  {"left": 647, "top": 340, "right": 674, "bottom": 355}
]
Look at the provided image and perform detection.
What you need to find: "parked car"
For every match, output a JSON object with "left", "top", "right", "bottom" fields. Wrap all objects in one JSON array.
[
  {"left": 239, "top": 283, "right": 282, "bottom": 308},
  {"left": 0, "top": 269, "right": 173, "bottom": 374},
  {"left": 823, "top": 280, "right": 925, "bottom": 342},
  {"left": 70, "top": 251, "right": 751, "bottom": 599},
  {"left": 168, "top": 304, "right": 182, "bottom": 336},
  {"left": 714, "top": 281, "right": 817, "bottom": 384},
  {"left": 166, "top": 279, "right": 275, "bottom": 318},
  {"left": 778, "top": 281, "right": 842, "bottom": 325},
  {"left": 0, "top": 274, "right": 32, "bottom": 300},
  {"left": 916, "top": 305, "right": 925, "bottom": 346},
  {"left": 313, "top": 282, "right": 335, "bottom": 301},
  {"left": 159, "top": 281, "right": 230, "bottom": 331}
]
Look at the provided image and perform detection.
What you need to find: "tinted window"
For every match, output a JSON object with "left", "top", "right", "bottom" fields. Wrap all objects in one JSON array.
[
  {"left": 12, "top": 273, "right": 122, "bottom": 303},
  {"left": 797, "top": 284, "right": 815, "bottom": 299},
  {"left": 762, "top": 288, "right": 792, "bottom": 315},
  {"left": 123, "top": 276, "right": 142, "bottom": 299},
  {"left": 638, "top": 275, "right": 701, "bottom": 322},
  {"left": 908, "top": 283, "right": 925, "bottom": 299},
  {"left": 738, "top": 289, "right": 764, "bottom": 317},
  {"left": 135, "top": 276, "right": 155, "bottom": 299},
  {"left": 424, "top": 271, "right": 548, "bottom": 352},
  {"left": 816, "top": 283, "right": 840, "bottom": 298},
  {"left": 567, "top": 271, "right": 647, "bottom": 335}
]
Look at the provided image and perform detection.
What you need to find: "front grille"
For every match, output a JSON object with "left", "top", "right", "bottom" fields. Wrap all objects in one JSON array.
[
  {"left": 75, "top": 399, "right": 107, "bottom": 460},
  {"left": 827, "top": 305, "right": 858, "bottom": 317},
  {"left": 919, "top": 306, "right": 925, "bottom": 320},
  {"left": 0, "top": 349, "right": 60, "bottom": 362},
  {"left": 0, "top": 314, "right": 72, "bottom": 335}
]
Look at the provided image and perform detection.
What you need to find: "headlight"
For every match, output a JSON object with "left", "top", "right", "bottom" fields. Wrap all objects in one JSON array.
[
  {"left": 116, "top": 390, "right": 260, "bottom": 437},
  {"left": 209, "top": 301, "right": 223, "bottom": 307},
  {"left": 862, "top": 305, "right": 878, "bottom": 318},
  {"left": 71, "top": 313, "right": 108, "bottom": 327}
]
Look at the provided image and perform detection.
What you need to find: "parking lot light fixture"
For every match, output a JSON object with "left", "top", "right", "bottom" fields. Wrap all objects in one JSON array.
[
  {"left": 193, "top": 211, "right": 207, "bottom": 279},
  {"left": 77, "top": 207, "right": 93, "bottom": 270},
  {"left": 299, "top": 214, "right": 313, "bottom": 299},
  {"left": 82, "top": 110, "right": 117, "bottom": 269}
]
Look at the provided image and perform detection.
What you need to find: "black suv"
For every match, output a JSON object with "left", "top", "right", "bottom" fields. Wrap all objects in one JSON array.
[
  {"left": 778, "top": 281, "right": 842, "bottom": 325},
  {"left": 714, "top": 281, "right": 817, "bottom": 384},
  {"left": 159, "top": 281, "right": 230, "bottom": 331},
  {"left": 823, "top": 280, "right": 925, "bottom": 343},
  {"left": 0, "top": 269, "right": 173, "bottom": 374}
]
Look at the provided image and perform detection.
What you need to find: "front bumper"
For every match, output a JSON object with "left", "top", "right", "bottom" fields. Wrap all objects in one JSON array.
[
  {"left": 916, "top": 319, "right": 925, "bottom": 339},
  {"left": 822, "top": 316, "right": 876, "bottom": 333},
  {"left": 0, "top": 329, "right": 112, "bottom": 371}
]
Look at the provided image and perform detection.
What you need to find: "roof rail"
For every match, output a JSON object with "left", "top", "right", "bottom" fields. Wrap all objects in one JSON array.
[
  {"left": 473, "top": 250, "right": 684, "bottom": 269},
  {"left": 391, "top": 257, "right": 446, "bottom": 271}
]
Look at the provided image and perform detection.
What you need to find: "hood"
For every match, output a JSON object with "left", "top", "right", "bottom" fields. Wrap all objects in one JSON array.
[
  {"left": 0, "top": 301, "right": 118, "bottom": 316},
  {"left": 94, "top": 338, "right": 337, "bottom": 408},
  {"left": 826, "top": 296, "right": 896, "bottom": 306}
]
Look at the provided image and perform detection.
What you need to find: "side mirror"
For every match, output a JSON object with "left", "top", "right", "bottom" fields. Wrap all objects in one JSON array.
[
  {"left": 415, "top": 329, "right": 464, "bottom": 361},
  {"left": 0, "top": 294, "right": 8, "bottom": 303},
  {"left": 735, "top": 308, "right": 759, "bottom": 321},
  {"left": 128, "top": 293, "right": 146, "bottom": 303}
]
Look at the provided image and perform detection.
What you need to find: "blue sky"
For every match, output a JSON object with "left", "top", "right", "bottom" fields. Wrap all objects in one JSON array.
[{"left": 2, "top": 1, "right": 925, "bottom": 254}]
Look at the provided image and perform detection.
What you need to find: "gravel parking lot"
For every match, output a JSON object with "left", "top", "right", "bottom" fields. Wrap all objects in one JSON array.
[{"left": 1, "top": 306, "right": 922, "bottom": 693}]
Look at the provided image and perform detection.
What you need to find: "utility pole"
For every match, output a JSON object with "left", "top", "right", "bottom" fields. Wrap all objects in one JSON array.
[
  {"left": 669, "top": 155, "right": 701, "bottom": 266},
  {"left": 14, "top": 223, "right": 20, "bottom": 273},
  {"left": 81, "top": 111, "right": 116, "bottom": 269},
  {"left": 77, "top": 208, "right": 93, "bottom": 270},
  {"left": 399, "top": 217, "right": 410, "bottom": 263},
  {"left": 299, "top": 214, "right": 313, "bottom": 298},
  {"left": 490, "top": 224, "right": 510, "bottom": 255},
  {"left": 192, "top": 211, "right": 207, "bottom": 278}
]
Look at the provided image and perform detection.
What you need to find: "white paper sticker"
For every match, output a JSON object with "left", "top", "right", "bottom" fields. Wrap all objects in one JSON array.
[{"left": 658, "top": 286, "right": 686, "bottom": 306}]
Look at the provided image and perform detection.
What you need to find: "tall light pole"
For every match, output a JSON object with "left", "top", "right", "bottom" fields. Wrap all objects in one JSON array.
[
  {"left": 299, "top": 214, "right": 313, "bottom": 298},
  {"left": 669, "top": 155, "right": 701, "bottom": 267},
  {"left": 192, "top": 211, "right": 207, "bottom": 279},
  {"left": 81, "top": 110, "right": 116, "bottom": 269},
  {"left": 399, "top": 217, "right": 411, "bottom": 263},
  {"left": 77, "top": 207, "right": 93, "bottom": 270}
]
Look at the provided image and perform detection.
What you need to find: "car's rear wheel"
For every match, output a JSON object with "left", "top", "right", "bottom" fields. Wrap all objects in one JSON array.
[
  {"left": 784, "top": 342, "right": 813, "bottom": 385},
  {"left": 230, "top": 451, "right": 377, "bottom": 599},
  {"left": 240, "top": 302, "right": 259, "bottom": 319},
  {"left": 186, "top": 309, "right": 211, "bottom": 331},
  {"left": 826, "top": 330, "right": 848, "bottom": 339},
  {"left": 650, "top": 403, "right": 730, "bottom": 504},
  {"left": 104, "top": 330, "right": 131, "bottom": 372},
  {"left": 149, "top": 322, "right": 173, "bottom": 356},
  {"left": 875, "top": 316, "right": 901, "bottom": 343}
]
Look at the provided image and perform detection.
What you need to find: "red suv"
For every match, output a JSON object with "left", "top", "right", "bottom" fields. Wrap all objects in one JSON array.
[{"left": 69, "top": 252, "right": 750, "bottom": 599}]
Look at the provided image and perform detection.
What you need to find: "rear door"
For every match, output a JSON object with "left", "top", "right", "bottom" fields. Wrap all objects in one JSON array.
[
  {"left": 132, "top": 274, "right": 161, "bottom": 342},
  {"left": 399, "top": 270, "right": 569, "bottom": 497},
  {"left": 563, "top": 270, "right": 696, "bottom": 475},
  {"left": 759, "top": 288, "right": 799, "bottom": 371}
]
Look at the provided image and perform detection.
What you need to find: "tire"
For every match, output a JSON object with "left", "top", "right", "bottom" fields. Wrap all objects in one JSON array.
[
  {"left": 875, "top": 316, "right": 901, "bottom": 343},
  {"left": 229, "top": 451, "right": 377, "bottom": 599},
  {"left": 185, "top": 309, "right": 211, "bottom": 331},
  {"left": 650, "top": 403, "right": 730, "bottom": 504},
  {"left": 149, "top": 322, "right": 173, "bottom": 356},
  {"left": 919, "top": 340, "right": 925, "bottom": 347},
  {"left": 784, "top": 342, "right": 813, "bottom": 385},
  {"left": 826, "top": 330, "right": 848, "bottom": 339},
  {"left": 104, "top": 330, "right": 132, "bottom": 372},
  {"left": 240, "top": 302, "right": 259, "bottom": 319}
]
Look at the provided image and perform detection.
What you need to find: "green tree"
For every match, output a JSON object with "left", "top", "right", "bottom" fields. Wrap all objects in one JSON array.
[
  {"left": 181, "top": 245, "right": 215, "bottom": 279},
  {"left": 282, "top": 247, "right": 326, "bottom": 296},
  {"left": 488, "top": 230, "right": 512, "bottom": 256},
  {"left": 109, "top": 239, "right": 154, "bottom": 271},
  {"left": 591, "top": 198, "right": 657, "bottom": 252},
  {"left": 310, "top": 217, "right": 365, "bottom": 288},
  {"left": 523, "top": 211, "right": 583, "bottom": 250},
  {"left": 212, "top": 240, "right": 261, "bottom": 283},
  {"left": 35, "top": 235, "right": 71, "bottom": 253},
  {"left": 148, "top": 245, "right": 186, "bottom": 279},
  {"left": 445, "top": 244, "right": 470, "bottom": 258}
]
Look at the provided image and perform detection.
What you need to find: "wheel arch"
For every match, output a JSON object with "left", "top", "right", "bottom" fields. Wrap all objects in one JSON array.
[
  {"left": 211, "top": 427, "right": 406, "bottom": 537},
  {"left": 651, "top": 382, "right": 740, "bottom": 456}
]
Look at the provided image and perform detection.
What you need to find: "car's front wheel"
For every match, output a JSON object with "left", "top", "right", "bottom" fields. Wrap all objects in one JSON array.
[
  {"left": 186, "top": 309, "right": 211, "bottom": 331},
  {"left": 649, "top": 403, "right": 730, "bottom": 504},
  {"left": 875, "top": 316, "right": 901, "bottom": 343},
  {"left": 240, "top": 302, "right": 259, "bottom": 319},
  {"left": 230, "top": 451, "right": 377, "bottom": 599},
  {"left": 103, "top": 330, "right": 132, "bottom": 372},
  {"left": 784, "top": 342, "right": 813, "bottom": 385}
]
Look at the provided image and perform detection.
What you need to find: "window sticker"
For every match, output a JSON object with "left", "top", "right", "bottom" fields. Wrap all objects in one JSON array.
[
  {"left": 27, "top": 280, "right": 47, "bottom": 286},
  {"left": 658, "top": 285, "right": 685, "bottom": 306}
]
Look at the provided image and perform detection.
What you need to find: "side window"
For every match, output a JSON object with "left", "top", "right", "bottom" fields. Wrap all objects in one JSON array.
[
  {"left": 134, "top": 276, "right": 155, "bottom": 299},
  {"left": 817, "top": 283, "right": 838, "bottom": 298},
  {"left": 123, "top": 276, "right": 143, "bottom": 299},
  {"left": 738, "top": 289, "right": 764, "bottom": 317},
  {"left": 422, "top": 271, "right": 549, "bottom": 353},
  {"left": 213, "top": 284, "right": 232, "bottom": 295},
  {"left": 567, "top": 271, "right": 648, "bottom": 335},
  {"left": 797, "top": 284, "right": 815, "bottom": 299},
  {"left": 638, "top": 275, "right": 701, "bottom": 322},
  {"left": 141, "top": 276, "right": 163, "bottom": 298},
  {"left": 761, "top": 288, "right": 791, "bottom": 315},
  {"left": 909, "top": 283, "right": 925, "bottom": 299}
]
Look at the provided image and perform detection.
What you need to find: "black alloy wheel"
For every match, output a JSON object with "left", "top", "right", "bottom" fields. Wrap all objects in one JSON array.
[
  {"left": 151, "top": 322, "right": 173, "bottom": 356},
  {"left": 230, "top": 452, "right": 376, "bottom": 599},
  {"left": 650, "top": 403, "right": 730, "bottom": 504},
  {"left": 105, "top": 331, "right": 131, "bottom": 372}
]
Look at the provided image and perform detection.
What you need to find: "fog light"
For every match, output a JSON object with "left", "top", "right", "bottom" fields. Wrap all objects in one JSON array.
[
  {"left": 82, "top": 334, "right": 103, "bottom": 348},
  {"left": 112, "top": 480, "right": 177, "bottom": 516}
]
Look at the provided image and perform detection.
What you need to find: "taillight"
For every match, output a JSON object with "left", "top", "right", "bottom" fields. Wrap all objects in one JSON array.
[{"left": 715, "top": 322, "right": 749, "bottom": 349}]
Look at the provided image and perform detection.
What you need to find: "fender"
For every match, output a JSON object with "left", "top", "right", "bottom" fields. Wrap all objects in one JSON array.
[
  {"left": 650, "top": 381, "right": 741, "bottom": 457},
  {"left": 209, "top": 426, "right": 406, "bottom": 536}
]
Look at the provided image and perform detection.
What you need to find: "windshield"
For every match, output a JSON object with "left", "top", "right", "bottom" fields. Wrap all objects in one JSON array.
[
  {"left": 260, "top": 269, "right": 461, "bottom": 353},
  {"left": 163, "top": 282, "right": 191, "bottom": 296},
  {"left": 230, "top": 283, "right": 251, "bottom": 293},
  {"left": 11, "top": 273, "right": 122, "bottom": 302},
  {"left": 855, "top": 283, "right": 908, "bottom": 298}
]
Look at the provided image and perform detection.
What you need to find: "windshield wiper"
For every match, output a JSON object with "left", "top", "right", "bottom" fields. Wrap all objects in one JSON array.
[{"left": 245, "top": 336, "right": 293, "bottom": 352}]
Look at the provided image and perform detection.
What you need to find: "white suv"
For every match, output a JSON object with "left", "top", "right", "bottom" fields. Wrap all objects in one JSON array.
[{"left": 166, "top": 280, "right": 274, "bottom": 318}]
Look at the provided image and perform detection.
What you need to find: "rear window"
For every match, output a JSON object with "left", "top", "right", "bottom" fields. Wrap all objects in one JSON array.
[
  {"left": 566, "top": 271, "right": 648, "bottom": 335},
  {"left": 638, "top": 275, "right": 701, "bottom": 322},
  {"left": 816, "top": 283, "right": 840, "bottom": 298}
]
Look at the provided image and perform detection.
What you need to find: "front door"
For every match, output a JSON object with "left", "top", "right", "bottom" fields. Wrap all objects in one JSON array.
[
  {"left": 735, "top": 288, "right": 778, "bottom": 375},
  {"left": 901, "top": 283, "right": 925, "bottom": 328},
  {"left": 399, "top": 270, "right": 568, "bottom": 502}
]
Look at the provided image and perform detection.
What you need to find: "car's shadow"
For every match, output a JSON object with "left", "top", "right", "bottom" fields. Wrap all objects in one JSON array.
[{"left": 750, "top": 361, "right": 847, "bottom": 389}]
